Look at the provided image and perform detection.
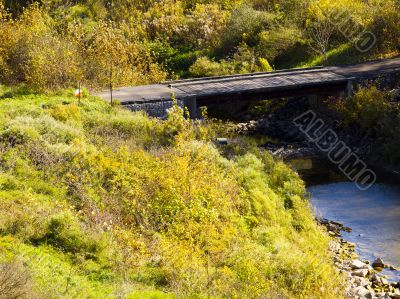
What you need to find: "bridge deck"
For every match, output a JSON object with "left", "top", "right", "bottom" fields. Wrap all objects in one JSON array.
[{"left": 96, "top": 57, "right": 400, "bottom": 104}]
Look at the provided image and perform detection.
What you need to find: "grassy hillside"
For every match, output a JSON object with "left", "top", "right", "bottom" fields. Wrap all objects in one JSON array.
[{"left": 0, "top": 87, "right": 343, "bottom": 298}]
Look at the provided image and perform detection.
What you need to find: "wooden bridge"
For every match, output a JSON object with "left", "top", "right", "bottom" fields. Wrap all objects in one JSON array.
[{"left": 97, "top": 58, "right": 400, "bottom": 118}]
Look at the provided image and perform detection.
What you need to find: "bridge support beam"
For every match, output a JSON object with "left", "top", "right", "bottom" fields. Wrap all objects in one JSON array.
[
  {"left": 183, "top": 97, "right": 199, "bottom": 119},
  {"left": 346, "top": 80, "right": 354, "bottom": 97}
]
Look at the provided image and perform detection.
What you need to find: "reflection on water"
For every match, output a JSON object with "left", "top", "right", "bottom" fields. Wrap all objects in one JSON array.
[{"left": 308, "top": 182, "right": 400, "bottom": 281}]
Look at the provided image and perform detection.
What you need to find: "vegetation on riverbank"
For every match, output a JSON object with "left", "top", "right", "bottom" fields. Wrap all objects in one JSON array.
[
  {"left": 0, "top": 0, "right": 399, "bottom": 90},
  {"left": 329, "top": 85, "right": 400, "bottom": 165},
  {"left": 0, "top": 86, "right": 343, "bottom": 298}
]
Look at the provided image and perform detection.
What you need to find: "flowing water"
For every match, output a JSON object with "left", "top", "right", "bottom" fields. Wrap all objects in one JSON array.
[{"left": 307, "top": 177, "right": 400, "bottom": 281}]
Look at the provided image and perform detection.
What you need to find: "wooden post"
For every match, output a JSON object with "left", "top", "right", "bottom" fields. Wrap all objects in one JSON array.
[
  {"left": 346, "top": 80, "right": 354, "bottom": 97},
  {"left": 110, "top": 66, "right": 113, "bottom": 106},
  {"left": 109, "top": 0, "right": 113, "bottom": 106}
]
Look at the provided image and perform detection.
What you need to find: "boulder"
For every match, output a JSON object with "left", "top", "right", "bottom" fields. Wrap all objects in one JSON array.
[
  {"left": 352, "top": 269, "right": 369, "bottom": 277},
  {"left": 373, "top": 258, "right": 385, "bottom": 269},
  {"left": 354, "top": 277, "right": 370, "bottom": 287},
  {"left": 355, "top": 286, "right": 372, "bottom": 298},
  {"left": 351, "top": 260, "right": 368, "bottom": 270},
  {"left": 343, "top": 226, "right": 352, "bottom": 232},
  {"left": 328, "top": 231, "right": 337, "bottom": 237},
  {"left": 329, "top": 241, "right": 341, "bottom": 252},
  {"left": 371, "top": 273, "right": 381, "bottom": 283}
]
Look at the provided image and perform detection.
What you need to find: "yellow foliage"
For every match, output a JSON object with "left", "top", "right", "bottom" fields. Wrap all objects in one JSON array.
[{"left": 49, "top": 103, "right": 82, "bottom": 123}]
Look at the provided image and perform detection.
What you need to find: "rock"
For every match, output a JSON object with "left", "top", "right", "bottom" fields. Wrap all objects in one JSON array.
[
  {"left": 390, "top": 289, "right": 400, "bottom": 299},
  {"left": 329, "top": 241, "right": 341, "bottom": 252},
  {"left": 343, "top": 226, "right": 352, "bottom": 232},
  {"left": 333, "top": 256, "right": 341, "bottom": 263},
  {"left": 367, "top": 265, "right": 374, "bottom": 274},
  {"left": 373, "top": 258, "right": 385, "bottom": 269},
  {"left": 354, "top": 277, "right": 370, "bottom": 287},
  {"left": 315, "top": 217, "right": 329, "bottom": 225},
  {"left": 371, "top": 273, "right": 381, "bottom": 283},
  {"left": 353, "top": 269, "right": 369, "bottom": 277},
  {"left": 318, "top": 217, "right": 330, "bottom": 225},
  {"left": 347, "top": 242, "right": 356, "bottom": 248},
  {"left": 381, "top": 278, "right": 389, "bottom": 286},
  {"left": 355, "top": 286, "right": 372, "bottom": 298},
  {"left": 330, "top": 220, "right": 344, "bottom": 227},
  {"left": 351, "top": 260, "right": 368, "bottom": 270},
  {"left": 326, "top": 222, "right": 342, "bottom": 234}
]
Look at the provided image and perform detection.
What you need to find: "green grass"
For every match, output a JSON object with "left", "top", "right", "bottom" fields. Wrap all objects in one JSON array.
[
  {"left": 0, "top": 236, "right": 175, "bottom": 298},
  {"left": 297, "top": 43, "right": 379, "bottom": 68}
]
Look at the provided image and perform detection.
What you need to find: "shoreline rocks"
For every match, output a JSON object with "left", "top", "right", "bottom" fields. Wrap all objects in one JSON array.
[
  {"left": 373, "top": 258, "right": 385, "bottom": 269},
  {"left": 317, "top": 218, "right": 400, "bottom": 299}
]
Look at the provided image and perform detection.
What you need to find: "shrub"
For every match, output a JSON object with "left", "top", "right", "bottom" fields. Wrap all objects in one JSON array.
[
  {"left": 0, "top": 259, "right": 32, "bottom": 299},
  {"left": 49, "top": 103, "right": 82, "bottom": 123},
  {"left": 331, "top": 86, "right": 390, "bottom": 134},
  {"left": 0, "top": 5, "right": 81, "bottom": 89},
  {"left": 256, "top": 27, "right": 304, "bottom": 62},
  {"left": 185, "top": 4, "right": 230, "bottom": 49},
  {"left": 3, "top": 115, "right": 82, "bottom": 145},
  {"left": 34, "top": 213, "right": 103, "bottom": 259},
  {"left": 189, "top": 56, "right": 234, "bottom": 77},
  {"left": 369, "top": 0, "right": 400, "bottom": 53},
  {"left": 220, "top": 4, "right": 274, "bottom": 50},
  {"left": 0, "top": 120, "right": 40, "bottom": 146}
]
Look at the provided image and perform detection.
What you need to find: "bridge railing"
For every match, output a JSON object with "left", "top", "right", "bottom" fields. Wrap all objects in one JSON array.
[{"left": 162, "top": 66, "right": 325, "bottom": 86}]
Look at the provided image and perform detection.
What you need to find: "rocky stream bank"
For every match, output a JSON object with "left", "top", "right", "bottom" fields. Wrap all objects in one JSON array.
[{"left": 319, "top": 219, "right": 400, "bottom": 299}]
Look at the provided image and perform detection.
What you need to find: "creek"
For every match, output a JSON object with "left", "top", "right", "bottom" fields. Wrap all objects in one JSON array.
[{"left": 292, "top": 158, "right": 400, "bottom": 281}]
